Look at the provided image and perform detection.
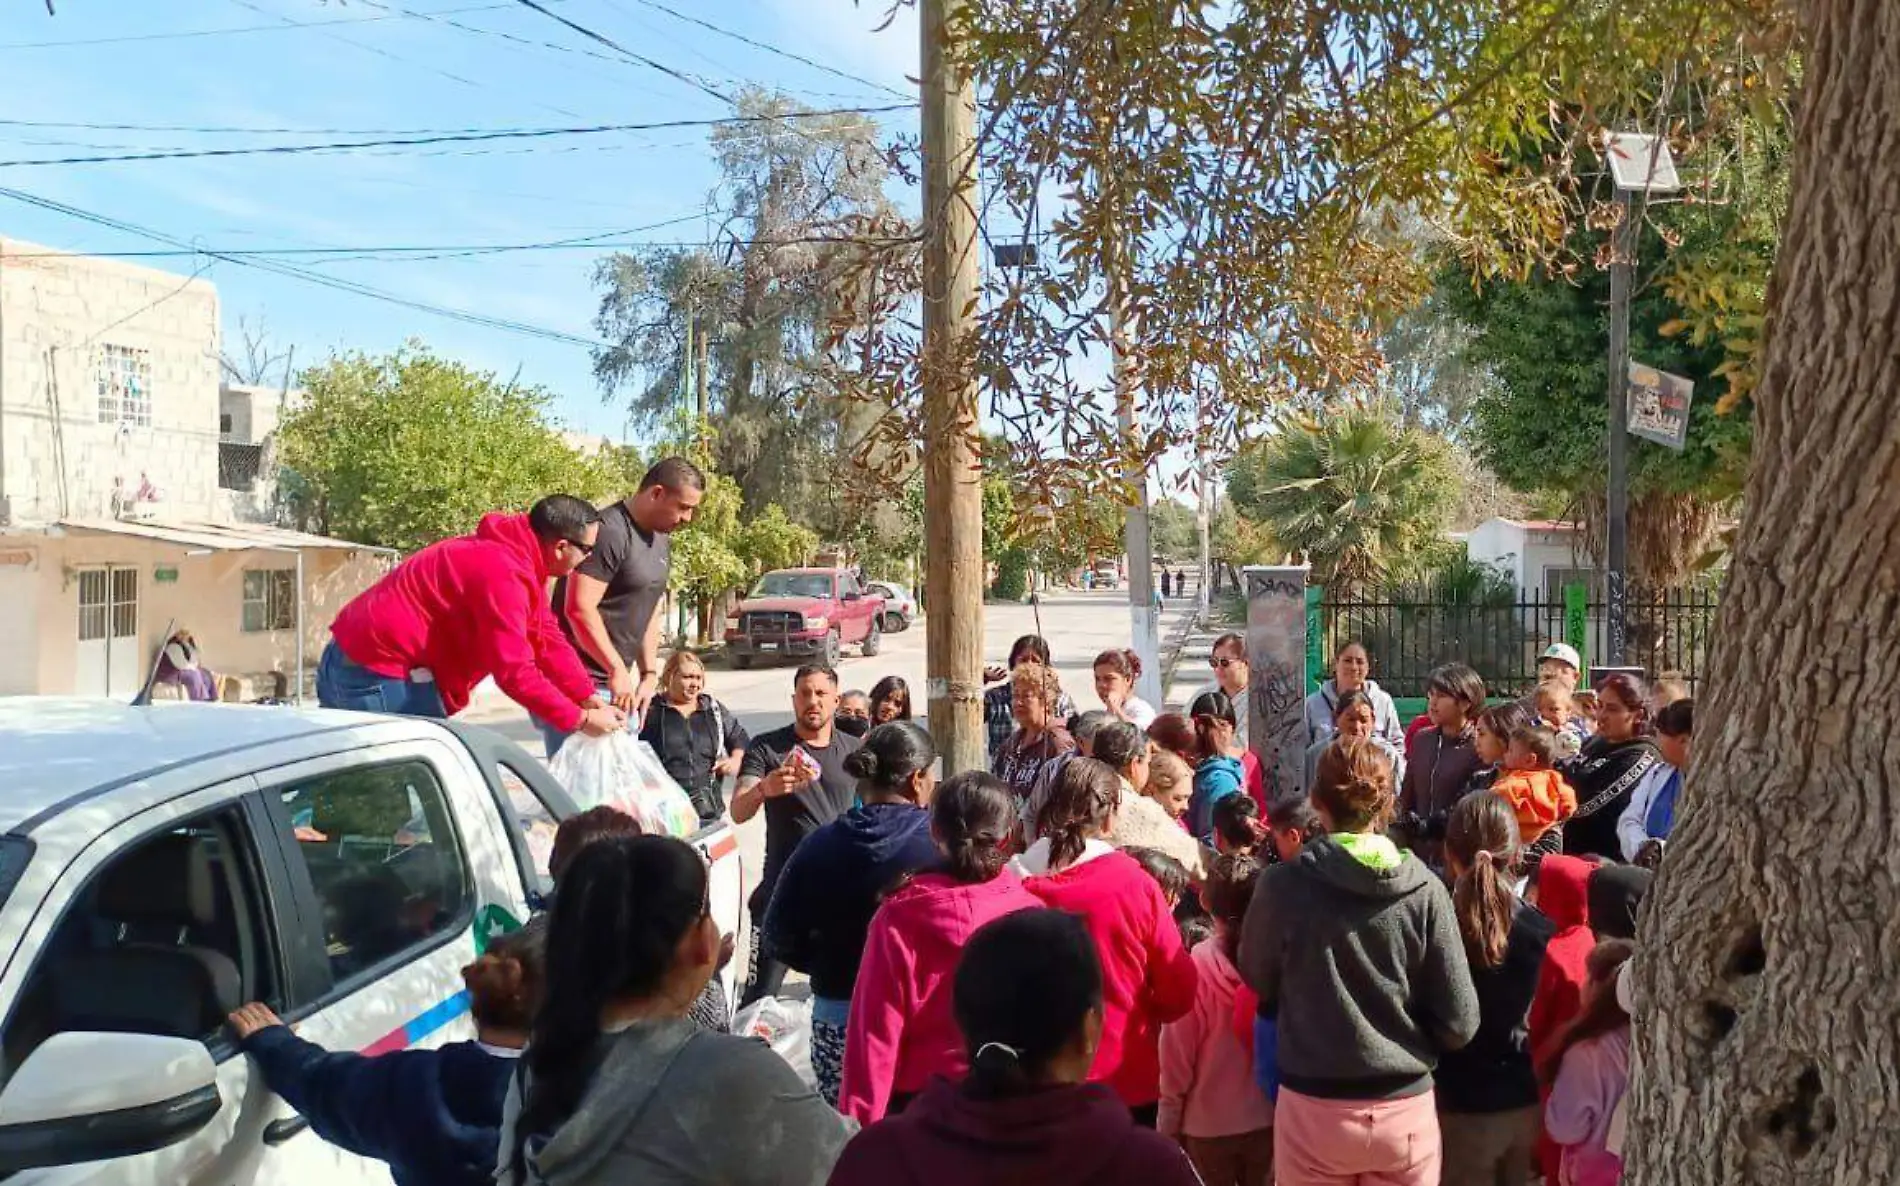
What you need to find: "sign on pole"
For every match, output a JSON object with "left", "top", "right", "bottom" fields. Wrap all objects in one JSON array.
[{"left": 1627, "top": 362, "right": 1693, "bottom": 451}]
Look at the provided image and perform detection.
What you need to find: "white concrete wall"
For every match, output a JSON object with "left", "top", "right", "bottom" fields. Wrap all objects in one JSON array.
[
  {"left": 0, "top": 528, "right": 387, "bottom": 696},
  {"left": 1465, "top": 519, "right": 1529, "bottom": 590},
  {"left": 1, "top": 238, "right": 221, "bottom": 527}
]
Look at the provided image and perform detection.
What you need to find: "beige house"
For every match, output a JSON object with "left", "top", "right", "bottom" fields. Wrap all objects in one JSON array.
[{"left": 0, "top": 236, "right": 388, "bottom": 699}]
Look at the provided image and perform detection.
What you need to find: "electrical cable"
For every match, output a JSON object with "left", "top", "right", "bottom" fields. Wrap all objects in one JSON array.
[
  {"left": 0, "top": 104, "right": 916, "bottom": 168},
  {"left": 506, "top": 0, "right": 734, "bottom": 106},
  {"left": 0, "top": 2, "right": 518, "bottom": 50},
  {"left": 610, "top": 0, "right": 913, "bottom": 100},
  {"left": 0, "top": 184, "right": 608, "bottom": 349}
]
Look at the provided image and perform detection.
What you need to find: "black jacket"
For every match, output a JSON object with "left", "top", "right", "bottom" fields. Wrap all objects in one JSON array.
[
  {"left": 1559, "top": 735, "right": 1660, "bottom": 860},
  {"left": 640, "top": 694, "right": 747, "bottom": 821},
  {"left": 1433, "top": 900, "right": 1555, "bottom": 1113}
]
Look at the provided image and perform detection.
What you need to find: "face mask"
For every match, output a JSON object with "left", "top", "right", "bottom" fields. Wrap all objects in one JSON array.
[{"left": 834, "top": 715, "right": 871, "bottom": 738}]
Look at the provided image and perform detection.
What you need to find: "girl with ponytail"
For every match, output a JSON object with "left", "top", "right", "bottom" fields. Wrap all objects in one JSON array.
[
  {"left": 838, "top": 771, "right": 1042, "bottom": 1124},
  {"left": 1016, "top": 758, "right": 1200, "bottom": 1125},
  {"left": 764, "top": 721, "right": 942, "bottom": 1106},
  {"left": 828, "top": 910, "right": 1202, "bottom": 1186},
  {"left": 1435, "top": 792, "right": 1557, "bottom": 1185},
  {"left": 499, "top": 835, "right": 849, "bottom": 1186},
  {"left": 1237, "top": 737, "right": 1479, "bottom": 1186}
]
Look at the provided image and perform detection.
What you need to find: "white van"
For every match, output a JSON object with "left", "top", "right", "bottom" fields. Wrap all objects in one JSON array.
[{"left": 0, "top": 700, "right": 746, "bottom": 1184}]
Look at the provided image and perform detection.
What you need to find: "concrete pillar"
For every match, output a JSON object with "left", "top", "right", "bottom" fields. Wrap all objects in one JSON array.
[{"left": 1244, "top": 565, "right": 1311, "bottom": 802}]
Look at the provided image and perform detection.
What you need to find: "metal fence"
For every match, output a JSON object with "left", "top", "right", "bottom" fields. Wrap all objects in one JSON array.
[{"left": 1313, "top": 584, "right": 1722, "bottom": 701}]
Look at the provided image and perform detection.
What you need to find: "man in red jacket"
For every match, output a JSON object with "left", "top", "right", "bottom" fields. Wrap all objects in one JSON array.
[{"left": 317, "top": 494, "right": 625, "bottom": 738}]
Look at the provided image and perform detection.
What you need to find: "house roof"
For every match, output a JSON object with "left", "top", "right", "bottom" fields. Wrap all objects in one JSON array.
[
  {"left": 56, "top": 518, "right": 394, "bottom": 554},
  {"left": 1497, "top": 518, "right": 1580, "bottom": 533}
]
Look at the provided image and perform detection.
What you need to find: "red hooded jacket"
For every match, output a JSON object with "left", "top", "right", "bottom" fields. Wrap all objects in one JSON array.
[
  {"left": 1529, "top": 853, "right": 1597, "bottom": 1182},
  {"left": 1026, "top": 851, "right": 1199, "bottom": 1107},
  {"left": 328, "top": 512, "right": 595, "bottom": 731}
]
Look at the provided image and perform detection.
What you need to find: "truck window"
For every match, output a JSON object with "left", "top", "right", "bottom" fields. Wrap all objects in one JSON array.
[
  {"left": 2, "top": 811, "right": 276, "bottom": 1081},
  {"left": 275, "top": 760, "right": 472, "bottom": 988}
]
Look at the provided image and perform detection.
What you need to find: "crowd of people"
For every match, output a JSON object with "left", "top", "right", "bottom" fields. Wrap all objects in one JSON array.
[{"left": 293, "top": 480, "right": 1692, "bottom": 1185}]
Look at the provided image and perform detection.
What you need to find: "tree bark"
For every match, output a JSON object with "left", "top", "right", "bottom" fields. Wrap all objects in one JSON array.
[{"left": 1628, "top": 2, "right": 1900, "bottom": 1183}]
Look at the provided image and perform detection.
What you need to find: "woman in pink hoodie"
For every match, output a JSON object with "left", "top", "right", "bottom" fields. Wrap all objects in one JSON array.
[
  {"left": 1159, "top": 852, "right": 1274, "bottom": 1185},
  {"left": 1019, "top": 757, "right": 1199, "bottom": 1124},
  {"left": 838, "top": 772, "right": 1040, "bottom": 1124}
]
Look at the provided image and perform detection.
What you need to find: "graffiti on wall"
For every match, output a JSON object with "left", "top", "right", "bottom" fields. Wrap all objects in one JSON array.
[{"left": 1245, "top": 566, "right": 1310, "bottom": 801}]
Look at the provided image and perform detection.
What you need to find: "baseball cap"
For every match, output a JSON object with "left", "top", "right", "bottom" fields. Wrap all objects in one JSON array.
[{"left": 1539, "top": 643, "right": 1582, "bottom": 671}]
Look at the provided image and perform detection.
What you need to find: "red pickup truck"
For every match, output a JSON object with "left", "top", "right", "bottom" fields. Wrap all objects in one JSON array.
[{"left": 724, "top": 567, "right": 887, "bottom": 669}]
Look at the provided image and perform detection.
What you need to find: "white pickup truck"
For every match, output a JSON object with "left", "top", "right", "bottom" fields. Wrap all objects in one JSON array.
[{"left": 0, "top": 699, "right": 745, "bottom": 1185}]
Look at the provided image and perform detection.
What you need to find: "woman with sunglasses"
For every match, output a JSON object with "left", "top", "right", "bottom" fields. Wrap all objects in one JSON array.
[
  {"left": 1191, "top": 633, "right": 1252, "bottom": 749},
  {"left": 500, "top": 835, "right": 852, "bottom": 1186}
]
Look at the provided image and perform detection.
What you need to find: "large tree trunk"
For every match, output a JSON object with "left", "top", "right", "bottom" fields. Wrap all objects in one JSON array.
[{"left": 1628, "top": 1, "right": 1899, "bottom": 1182}]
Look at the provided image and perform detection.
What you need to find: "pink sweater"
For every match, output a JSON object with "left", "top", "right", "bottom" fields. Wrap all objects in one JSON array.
[
  {"left": 839, "top": 870, "right": 1042, "bottom": 1124},
  {"left": 1545, "top": 1027, "right": 1630, "bottom": 1186},
  {"left": 1028, "top": 850, "right": 1199, "bottom": 1106},
  {"left": 1158, "top": 938, "right": 1275, "bottom": 1139}
]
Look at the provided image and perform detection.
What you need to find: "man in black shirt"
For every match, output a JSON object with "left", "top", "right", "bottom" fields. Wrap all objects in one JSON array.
[
  {"left": 543, "top": 457, "right": 703, "bottom": 756},
  {"left": 732, "top": 663, "right": 861, "bottom": 1003}
]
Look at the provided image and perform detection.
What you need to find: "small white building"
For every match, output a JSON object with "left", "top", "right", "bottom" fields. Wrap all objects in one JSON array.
[
  {"left": 0, "top": 237, "right": 386, "bottom": 699},
  {"left": 1463, "top": 517, "right": 1597, "bottom": 600}
]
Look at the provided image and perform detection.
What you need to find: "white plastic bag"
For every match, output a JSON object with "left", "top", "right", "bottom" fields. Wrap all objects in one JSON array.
[
  {"left": 547, "top": 731, "right": 699, "bottom": 838},
  {"left": 731, "top": 995, "right": 815, "bottom": 1088}
]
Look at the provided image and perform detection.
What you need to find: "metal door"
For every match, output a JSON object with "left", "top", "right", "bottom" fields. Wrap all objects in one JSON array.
[{"left": 75, "top": 566, "right": 141, "bottom": 698}]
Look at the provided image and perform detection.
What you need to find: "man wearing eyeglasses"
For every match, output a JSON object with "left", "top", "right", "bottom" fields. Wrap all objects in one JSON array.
[
  {"left": 1192, "top": 631, "right": 1252, "bottom": 748},
  {"left": 319, "top": 493, "right": 625, "bottom": 739},
  {"left": 544, "top": 457, "right": 704, "bottom": 757}
]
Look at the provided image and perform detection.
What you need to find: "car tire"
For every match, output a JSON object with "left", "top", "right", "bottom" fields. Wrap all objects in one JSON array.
[
  {"left": 823, "top": 629, "right": 842, "bottom": 667},
  {"left": 731, "top": 653, "right": 754, "bottom": 670},
  {"left": 862, "top": 619, "right": 883, "bottom": 657},
  {"left": 881, "top": 611, "right": 904, "bottom": 634}
]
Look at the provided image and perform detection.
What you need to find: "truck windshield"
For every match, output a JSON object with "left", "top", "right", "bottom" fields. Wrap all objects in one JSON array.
[{"left": 751, "top": 573, "right": 833, "bottom": 599}]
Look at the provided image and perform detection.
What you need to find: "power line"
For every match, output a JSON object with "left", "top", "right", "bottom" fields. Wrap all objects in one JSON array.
[
  {"left": 0, "top": 104, "right": 915, "bottom": 169},
  {"left": 610, "top": 0, "right": 913, "bottom": 100},
  {"left": 342, "top": 0, "right": 701, "bottom": 106},
  {"left": 507, "top": 0, "right": 734, "bottom": 106},
  {"left": 0, "top": 2, "right": 519, "bottom": 50},
  {"left": 0, "top": 232, "right": 924, "bottom": 263},
  {"left": 0, "top": 184, "right": 609, "bottom": 349}
]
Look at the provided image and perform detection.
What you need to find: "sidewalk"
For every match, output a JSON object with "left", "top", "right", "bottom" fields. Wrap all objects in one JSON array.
[{"left": 1162, "top": 600, "right": 1244, "bottom": 711}]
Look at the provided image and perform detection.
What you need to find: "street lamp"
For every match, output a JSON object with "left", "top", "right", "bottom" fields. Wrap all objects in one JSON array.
[{"left": 1601, "top": 131, "right": 1679, "bottom": 665}]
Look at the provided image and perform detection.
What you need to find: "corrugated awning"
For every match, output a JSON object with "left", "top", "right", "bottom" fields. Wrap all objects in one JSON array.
[{"left": 57, "top": 518, "right": 394, "bottom": 554}]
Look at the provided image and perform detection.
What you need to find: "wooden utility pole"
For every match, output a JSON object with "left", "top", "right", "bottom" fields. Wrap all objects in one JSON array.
[{"left": 920, "top": 0, "right": 986, "bottom": 774}]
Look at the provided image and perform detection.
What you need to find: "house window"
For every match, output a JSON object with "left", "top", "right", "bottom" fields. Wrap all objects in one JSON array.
[
  {"left": 96, "top": 344, "right": 154, "bottom": 426},
  {"left": 242, "top": 569, "right": 296, "bottom": 632},
  {"left": 1542, "top": 566, "right": 1601, "bottom": 602}
]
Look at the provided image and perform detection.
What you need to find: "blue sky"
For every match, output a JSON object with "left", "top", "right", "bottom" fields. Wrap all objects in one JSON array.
[{"left": 0, "top": 0, "right": 923, "bottom": 441}]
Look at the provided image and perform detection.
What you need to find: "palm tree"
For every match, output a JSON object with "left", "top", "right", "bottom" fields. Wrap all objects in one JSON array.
[{"left": 1228, "top": 404, "right": 1456, "bottom": 594}]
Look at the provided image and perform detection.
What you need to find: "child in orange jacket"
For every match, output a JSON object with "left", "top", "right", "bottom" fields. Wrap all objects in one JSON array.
[{"left": 1494, "top": 726, "right": 1577, "bottom": 847}]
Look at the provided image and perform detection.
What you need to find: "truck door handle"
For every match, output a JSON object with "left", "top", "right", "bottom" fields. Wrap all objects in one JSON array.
[{"left": 263, "top": 1114, "right": 310, "bottom": 1145}]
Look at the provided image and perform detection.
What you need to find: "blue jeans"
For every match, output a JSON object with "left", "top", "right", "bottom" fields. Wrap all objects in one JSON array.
[{"left": 316, "top": 642, "right": 445, "bottom": 718}]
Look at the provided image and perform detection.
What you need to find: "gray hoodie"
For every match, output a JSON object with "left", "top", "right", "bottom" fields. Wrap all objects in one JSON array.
[
  {"left": 1303, "top": 679, "right": 1406, "bottom": 750},
  {"left": 496, "top": 1017, "right": 854, "bottom": 1186},
  {"left": 1237, "top": 833, "right": 1478, "bottom": 1101}
]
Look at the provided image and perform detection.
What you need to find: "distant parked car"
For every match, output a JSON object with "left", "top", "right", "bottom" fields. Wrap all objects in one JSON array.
[{"left": 865, "top": 581, "right": 917, "bottom": 633}]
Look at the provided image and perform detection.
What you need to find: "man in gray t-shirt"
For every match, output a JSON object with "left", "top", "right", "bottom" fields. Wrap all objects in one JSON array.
[{"left": 544, "top": 457, "right": 703, "bottom": 755}]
